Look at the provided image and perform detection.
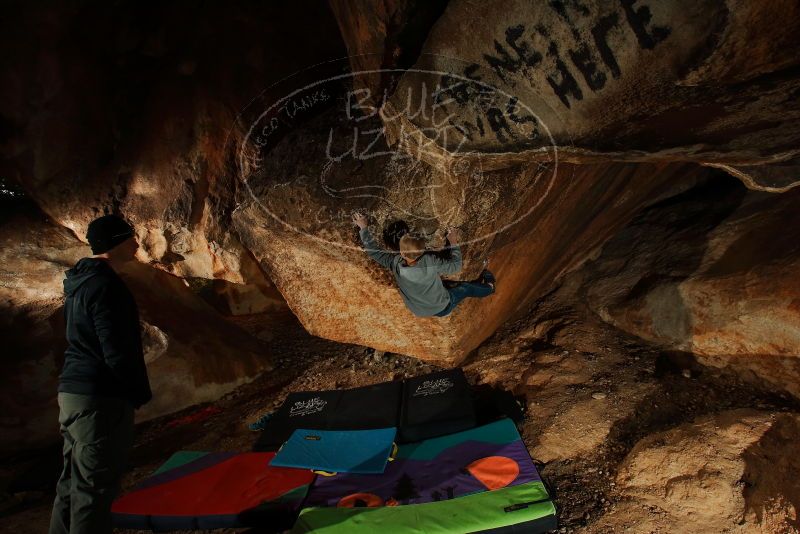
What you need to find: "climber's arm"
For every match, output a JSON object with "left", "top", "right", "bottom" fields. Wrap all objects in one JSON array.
[
  {"left": 359, "top": 227, "right": 396, "bottom": 269},
  {"left": 353, "top": 212, "right": 396, "bottom": 269},
  {"left": 433, "top": 227, "right": 463, "bottom": 274},
  {"left": 433, "top": 244, "right": 462, "bottom": 274}
]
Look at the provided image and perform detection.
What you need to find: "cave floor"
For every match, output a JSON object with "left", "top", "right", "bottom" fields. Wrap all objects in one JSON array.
[{"left": 1, "top": 311, "right": 796, "bottom": 534}]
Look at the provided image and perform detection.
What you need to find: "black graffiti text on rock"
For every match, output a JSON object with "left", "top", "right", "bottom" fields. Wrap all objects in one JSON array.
[
  {"left": 474, "top": 0, "right": 671, "bottom": 111},
  {"left": 620, "top": 0, "right": 671, "bottom": 50},
  {"left": 546, "top": 41, "right": 585, "bottom": 108},
  {"left": 482, "top": 24, "right": 543, "bottom": 84},
  {"left": 431, "top": 0, "right": 671, "bottom": 146}
]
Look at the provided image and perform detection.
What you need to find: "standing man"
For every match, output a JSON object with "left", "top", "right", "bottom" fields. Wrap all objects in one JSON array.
[{"left": 49, "top": 214, "right": 152, "bottom": 534}]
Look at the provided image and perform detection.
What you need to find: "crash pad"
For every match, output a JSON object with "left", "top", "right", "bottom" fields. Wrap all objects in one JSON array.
[
  {"left": 111, "top": 451, "right": 314, "bottom": 531},
  {"left": 253, "top": 369, "right": 477, "bottom": 451},
  {"left": 303, "top": 418, "right": 541, "bottom": 507},
  {"left": 253, "top": 381, "right": 402, "bottom": 450},
  {"left": 270, "top": 427, "right": 397, "bottom": 474},
  {"left": 291, "top": 480, "right": 557, "bottom": 533},
  {"left": 399, "top": 368, "right": 476, "bottom": 443}
]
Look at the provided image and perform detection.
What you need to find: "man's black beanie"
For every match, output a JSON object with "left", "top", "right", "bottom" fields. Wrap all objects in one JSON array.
[{"left": 86, "top": 214, "right": 134, "bottom": 254}]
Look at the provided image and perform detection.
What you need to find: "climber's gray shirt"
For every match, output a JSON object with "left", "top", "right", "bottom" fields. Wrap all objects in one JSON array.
[{"left": 359, "top": 228, "right": 462, "bottom": 317}]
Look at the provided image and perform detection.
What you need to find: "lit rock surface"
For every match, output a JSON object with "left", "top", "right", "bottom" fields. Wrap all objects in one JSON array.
[
  {"left": 532, "top": 384, "right": 651, "bottom": 463},
  {"left": 233, "top": 0, "right": 800, "bottom": 362},
  {"left": 598, "top": 409, "right": 800, "bottom": 533},
  {"left": 574, "top": 175, "right": 800, "bottom": 398},
  {"left": 115, "top": 261, "right": 273, "bottom": 424},
  {"left": 234, "top": 114, "right": 711, "bottom": 362},
  {"left": 0, "top": 1, "right": 346, "bottom": 284},
  {"left": 379, "top": 0, "right": 800, "bottom": 173},
  {"left": 0, "top": 204, "right": 85, "bottom": 453}
]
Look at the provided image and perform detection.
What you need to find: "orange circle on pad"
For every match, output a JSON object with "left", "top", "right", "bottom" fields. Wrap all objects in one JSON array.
[{"left": 467, "top": 456, "right": 520, "bottom": 490}]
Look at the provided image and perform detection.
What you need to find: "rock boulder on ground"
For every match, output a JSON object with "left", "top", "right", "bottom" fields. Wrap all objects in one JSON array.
[
  {"left": 604, "top": 409, "right": 800, "bottom": 534},
  {"left": 235, "top": 114, "right": 711, "bottom": 363}
]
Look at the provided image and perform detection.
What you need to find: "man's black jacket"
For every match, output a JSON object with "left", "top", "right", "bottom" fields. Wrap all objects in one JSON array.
[{"left": 59, "top": 258, "right": 152, "bottom": 408}]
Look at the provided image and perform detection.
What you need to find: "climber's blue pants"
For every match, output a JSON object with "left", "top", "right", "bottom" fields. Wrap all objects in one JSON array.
[{"left": 435, "top": 281, "right": 495, "bottom": 317}]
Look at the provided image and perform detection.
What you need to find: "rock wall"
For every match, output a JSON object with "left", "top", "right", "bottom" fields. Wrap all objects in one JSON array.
[
  {"left": 327, "top": 0, "right": 449, "bottom": 103},
  {"left": 233, "top": 104, "right": 712, "bottom": 362},
  {"left": 566, "top": 172, "right": 800, "bottom": 398},
  {"left": 313, "top": 0, "right": 800, "bottom": 374},
  {"left": 0, "top": 202, "right": 84, "bottom": 453},
  {"left": 0, "top": 0, "right": 346, "bottom": 284},
  {"left": 597, "top": 410, "right": 800, "bottom": 533},
  {"left": 379, "top": 0, "right": 800, "bottom": 173}
]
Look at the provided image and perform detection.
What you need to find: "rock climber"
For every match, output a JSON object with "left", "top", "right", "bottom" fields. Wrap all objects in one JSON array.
[
  {"left": 49, "top": 214, "right": 152, "bottom": 534},
  {"left": 353, "top": 212, "right": 496, "bottom": 317}
]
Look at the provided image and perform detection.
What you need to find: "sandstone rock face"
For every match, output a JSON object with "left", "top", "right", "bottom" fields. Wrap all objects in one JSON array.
[
  {"left": 532, "top": 385, "right": 650, "bottom": 463},
  {"left": 707, "top": 157, "right": 800, "bottom": 194},
  {"left": 234, "top": 105, "right": 711, "bottom": 362},
  {"left": 327, "top": 0, "right": 449, "bottom": 103},
  {"left": 190, "top": 252, "right": 287, "bottom": 317},
  {"left": 0, "top": 1, "right": 346, "bottom": 285},
  {"left": 608, "top": 409, "right": 800, "bottom": 533},
  {"left": 233, "top": 0, "right": 800, "bottom": 362},
  {"left": 0, "top": 203, "right": 273, "bottom": 452},
  {"left": 115, "top": 261, "right": 273, "bottom": 424},
  {"left": 380, "top": 0, "right": 800, "bottom": 173},
  {"left": 0, "top": 202, "right": 84, "bottom": 453},
  {"left": 464, "top": 312, "right": 664, "bottom": 466},
  {"left": 575, "top": 174, "right": 800, "bottom": 398}
]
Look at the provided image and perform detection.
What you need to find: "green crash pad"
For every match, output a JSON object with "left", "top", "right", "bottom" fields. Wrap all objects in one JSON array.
[{"left": 290, "top": 481, "right": 556, "bottom": 533}]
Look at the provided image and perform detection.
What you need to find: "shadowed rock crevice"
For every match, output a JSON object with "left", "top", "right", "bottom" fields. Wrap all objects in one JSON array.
[{"left": 327, "top": 0, "right": 451, "bottom": 105}]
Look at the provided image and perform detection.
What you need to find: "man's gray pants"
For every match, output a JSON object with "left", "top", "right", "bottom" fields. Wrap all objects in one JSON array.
[{"left": 48, "top": 392, "right": 134, "bottom": 534}]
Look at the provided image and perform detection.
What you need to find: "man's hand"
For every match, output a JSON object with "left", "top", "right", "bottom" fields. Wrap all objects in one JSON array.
[
  {"left": 352, "top": 212, "right": 369, "bottom": 230},
  {"left": 446, "top": 227, "right": 462, "bottom": 245}
]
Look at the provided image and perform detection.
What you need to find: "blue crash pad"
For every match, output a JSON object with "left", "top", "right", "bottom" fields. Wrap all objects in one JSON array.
[{"left": 269, "top": 427, "right": 397, "bottom": 474}]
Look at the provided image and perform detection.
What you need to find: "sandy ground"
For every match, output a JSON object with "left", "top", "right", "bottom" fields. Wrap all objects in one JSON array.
[{"left": 1, "top": 310, "right": 797, "bottom": 533}]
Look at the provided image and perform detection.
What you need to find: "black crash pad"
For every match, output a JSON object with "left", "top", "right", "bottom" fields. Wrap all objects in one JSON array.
[
  {"left": 253, "top": 381, "right": 402, "bottom": 451},
  {"left": 253, "top": 369, "right": 476, "bottom": 450},
  {"left": 398, "top": 368, "right": 476, "bottom": 443}
]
